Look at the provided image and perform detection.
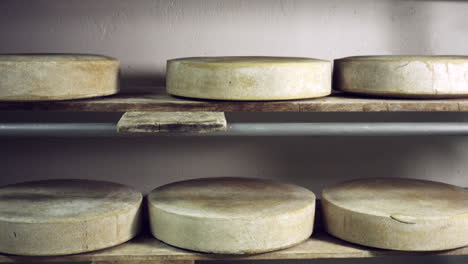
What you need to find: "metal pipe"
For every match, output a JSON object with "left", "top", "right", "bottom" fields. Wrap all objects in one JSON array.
[
  {"left": 224, "top": 123, "right": 468, "bottom": 136},
  {"left": 0, "top": 122, "right": 468, "bottom": 137},
  {"left": 0, "top": 123, "right": 117, "bottom": 137}
]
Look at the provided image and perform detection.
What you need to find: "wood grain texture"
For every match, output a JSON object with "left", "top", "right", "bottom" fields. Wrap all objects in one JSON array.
[
  {"left": 117, "top": 112, "right": 226, "bottom": 133},
  {"left": 0, "top": 89, "right": 466, "bottom": 112},
  {"left": 91, "top": 261, "right": 194, "bottom": 264},
  {"left": 0, "top": 231, "right": 466, "bottom": 263}
]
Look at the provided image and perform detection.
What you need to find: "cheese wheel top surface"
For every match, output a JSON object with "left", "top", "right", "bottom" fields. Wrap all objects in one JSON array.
[
  {"left": 336, "top": 55, "right": 468, "bottom": 62},
  {"left": 149, "top": 177, "right": 316, "bottom": 219},
  {"left": 0, "top": 54, "right": 117, "bottom": 62},
  {"left": 169, "top": 56, "right": 327, "bottom": 66},
  {"left": 0, "top": 179, "right": 142, "bottom": 223},
  {"left": 323, "top": 178, "right": 468, "bottom": 219}
]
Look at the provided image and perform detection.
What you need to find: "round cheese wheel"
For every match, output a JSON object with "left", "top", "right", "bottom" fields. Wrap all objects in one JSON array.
[
  {"left": 334, "top": 56, "right": 468, "bottom": 98},
  {"left": 166, "top": 57, "right": 331, "bottom": 101},
  {"left": 0, "top": 179, "right": 142, "bottom": 256},
  {"left": 0, "top": 54, "right": 119, "bottom": 101},
  {"left": 148, "top": 177, "right": 316, "bottom": 254},
  {"left": 322, "top": 178, "right": 468, "bottom": 251}
]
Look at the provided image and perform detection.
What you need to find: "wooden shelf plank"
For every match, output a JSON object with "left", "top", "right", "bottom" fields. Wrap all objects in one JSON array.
[
  {"left": 0, "top": 89, "right": 467, "bottom": 112},
  {"left": 0, "top": 232, "right": 466, "bottom": 263}
]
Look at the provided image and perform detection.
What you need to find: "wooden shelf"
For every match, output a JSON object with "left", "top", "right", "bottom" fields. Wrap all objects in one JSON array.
[
  {"left": 1, "top": 89, "right": 468, "bottom": 112},
  {"left": 0, "top": 232, "right": 466, "bottom": 263}
]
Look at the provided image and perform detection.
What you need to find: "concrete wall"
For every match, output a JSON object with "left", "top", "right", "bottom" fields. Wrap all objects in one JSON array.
[{"left": 1, "top": 1, "right": 468, "bottom": 263}]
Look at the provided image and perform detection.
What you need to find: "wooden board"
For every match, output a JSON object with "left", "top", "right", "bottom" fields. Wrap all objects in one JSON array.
[
  {"left": 117, "top": 112, "right": 226, "bottom": 133},
  {"left": 0, "top": 89, "right": 466, "bottom": 112},
  {"left": 0, "top": 231, "right": 466, "bottom": 263}
]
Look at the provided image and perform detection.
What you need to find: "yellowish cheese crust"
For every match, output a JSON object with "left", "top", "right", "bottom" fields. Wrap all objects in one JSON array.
[
  {"left": 334, "top": 55, "right": 468, "bottom": 98},
  {"left": 0, "top": 179, "right": 142, "bottom": 256},
  {"left": 0, "top": 54, "right": 119, "bottom": 101},
  {"left": 322, "top": 178, "right": 468, "bottom": 251},
  {"left": 167, "top": 57, "right": 331, "bottom": 101},
  {"left": 148, "top": 177, "right": 316, "bottom": 254}
]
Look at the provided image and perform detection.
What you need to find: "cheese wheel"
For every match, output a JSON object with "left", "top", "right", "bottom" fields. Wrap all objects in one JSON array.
[
  {"left": 166, "top": 57, "right": 331, "bottom": 100},
  {"left": 0, "top": 54, "right": 119, "bottom": 101},
  {"left": 0, "top": 179, "right": 142, "bottom": 256},
  {"left": 334, "top": 56, "right": 468, "bottom": 98},
  {"left": 148, "top": 177, "right": 316, "bottom": 254},
  {"left": 322, "top": 178, "right": 468, "bottom": 251}
]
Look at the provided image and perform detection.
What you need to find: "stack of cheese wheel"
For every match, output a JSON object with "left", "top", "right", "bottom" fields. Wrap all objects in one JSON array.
[
  {"left": 166, "top": 57, "right": 332, "bottom": 101},
  {"left": 0, "top": 179, "right": 142, "bottom": 256},
  {"left": 0, "top": 54, "right": 119, "bottom": 101},
  {"left": 148, "top": 177, "right": 316, "bottom": 254},
  {"left": 334, "top": 55, "right": 468, "bottom": 98},
  {"left": 322, "top": 178, "right": 468, "bottom": 251}
]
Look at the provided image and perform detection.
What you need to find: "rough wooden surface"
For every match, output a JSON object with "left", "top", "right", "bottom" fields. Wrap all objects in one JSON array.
[
  {"left": 0, "top": 231, "right": 466, "bottom": 263},
  {"left": 91, "top": 261, "right": 194, "bottom": 264},
  {"left": 117, "top": 112, "right": 226, "bottom": 133},
  {"left": 0, "top": 89, "right": 467, "bottom": 112}
]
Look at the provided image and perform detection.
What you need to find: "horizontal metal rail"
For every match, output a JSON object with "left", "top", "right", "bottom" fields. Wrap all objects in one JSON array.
[{"left": 1, "top": 122, "right": 468, "bottom": 136}]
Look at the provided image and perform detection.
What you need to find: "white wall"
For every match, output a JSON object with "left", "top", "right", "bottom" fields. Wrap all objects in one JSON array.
[
  {"left": 1, "top": 1, "right": 468, "bottom": 263},
  {"left": 2, "top": 0, "right": 468, "bottom": 89}
]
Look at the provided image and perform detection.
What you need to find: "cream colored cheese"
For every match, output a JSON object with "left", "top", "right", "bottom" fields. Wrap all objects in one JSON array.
[
  {"left": 148, "top": 177, "right": 316, "bottom": 254},
  {"left": 166, "top": 57, "right": 331, "bottom": 100},
  {"left": 0, "top": 179, "right": 142, "bottom": 256},
  {"left": 0, "top": 54, "right": 119, "bottom": 101},
  {"left": 334, "top": 55, "right": 468, "bottom": 98},
  {"left": 322, "top": 178, "right": 468, "bottom": 251}
]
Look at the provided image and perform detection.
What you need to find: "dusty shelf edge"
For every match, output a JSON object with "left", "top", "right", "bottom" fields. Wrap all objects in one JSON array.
[
  {"left": 0, "top": 232, "right": 465, "bottom": 263},
  {"left": 0, "top": 91, "right": 467, "bottom": 112}
]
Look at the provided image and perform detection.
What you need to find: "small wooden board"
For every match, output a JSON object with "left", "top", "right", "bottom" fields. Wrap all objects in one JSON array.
[{"left": 117, "top": 112, "right": 226, "bottom": 133}]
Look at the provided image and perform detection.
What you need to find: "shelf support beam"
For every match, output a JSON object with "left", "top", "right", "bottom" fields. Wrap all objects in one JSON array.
[{"left": 2, "top": 122, "right": 468, "bottom": 136}]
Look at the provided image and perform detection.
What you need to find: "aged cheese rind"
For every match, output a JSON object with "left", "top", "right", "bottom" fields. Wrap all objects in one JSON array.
[
  {"left": 322, "top": 178, "right": 468, "bottom": 251},
  {"left": 0, "top": 54, "right": 119, "bottom": 101},
  {"left": 0, "top": 179, "right": 142, "bottom": 256},
  {"left": 166, "top": 57, "right": 331, "bottom": 101},
  {"left": 334, "top": 56, "right": 468, "bottom": 98},
  {"left": 148, "top": 177, "right": 316, "bottom": 254}
]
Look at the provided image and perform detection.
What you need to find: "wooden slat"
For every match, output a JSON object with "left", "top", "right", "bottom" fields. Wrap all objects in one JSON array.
[
  {"left": 91, "top": 261, "right": 194, "bottom": 264},
  {"left": 117, "top": 112, "right": 227, "bottom": 133},
  {"left": 0, "top": 89, "right": 466, "bottom": 112},
  {"left": 0, "top": 231, "right": 466, "bottom": 263}
]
